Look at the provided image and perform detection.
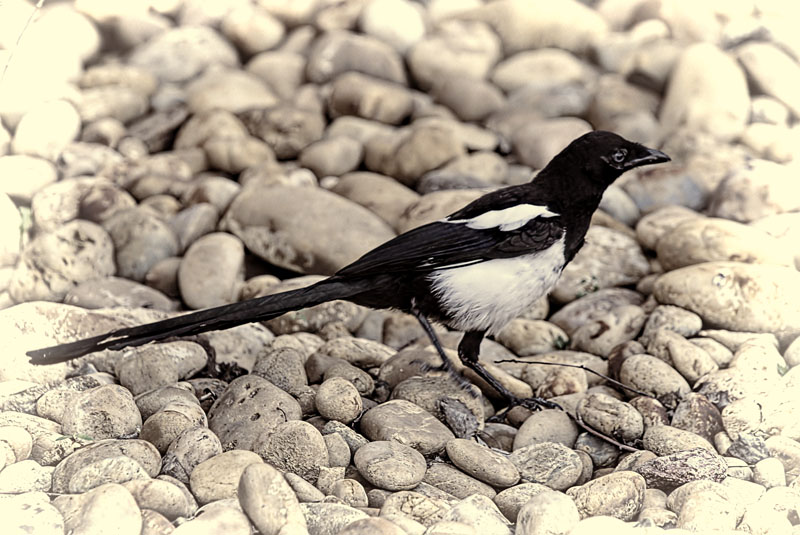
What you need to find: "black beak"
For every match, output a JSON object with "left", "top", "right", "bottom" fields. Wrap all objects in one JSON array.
[{"left": 624, "top": 147, "right": 671, "bottom": 169}]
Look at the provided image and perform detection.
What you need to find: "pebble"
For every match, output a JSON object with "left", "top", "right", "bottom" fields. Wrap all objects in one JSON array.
[
  {"left": 254, "top": 420, "right": 329, "bottom": 483},
  {"left": 0, "top": 459, "right": 53, "bottom": 493},
  {"left": 238, "top": 463, "right": 308, "bottom": 535},
  {"left": 513, "top": 409, "right": 578, "bottom": 450},
  {"left": 301, "top": 502, "right": 369, "bottom": 535},
  {"left": 567, "top": 471, "right": 646, "bottom": 521},
  {"left": 12, "top": 100, "right": 81, "bottom": 161},
  {"left": 324, "top": 433, "right": 351, "bottom": 468},
  {"left": 122, "top": 478, "right": 196, "bottom": 520},
  {"left": 360, "top": 400, "right": 455, "bottom": 456},
  {"left": 708, "top": 159, "right": 800, "bottom": 223},
  {"left": 189, "top": 449, "right": 263, "bottom": 505},
  {"left": 439, "top": 494, "right": 512, "bottom": 535},
  {"left": 315, "top": 377, "right": 363, "bottom": 424},
  {"left": 407, "top": 20, "right": 501, "bottom": 91},
  {"left": 128, "top": 26, "right": 239, "bottom": 83},
  {"left": 208, "top": 374, "right": 302, "bottom": 451},
  {"left": 140, "top": 399, "right": 207, "bottom": 454},
  {"left": 61, "top": 384, "right": 142, "bottom": 440},
  {"left": 642, "top": 425, "right": 715, "bottom": 457},
  {"left": 570, "top": 304, "right": 647, "bottom": 357},
  {"left": 636, "top": 447, "right": 727, "bottom": 491},
  {"left": 656, "top": 216, "right": 794, "bottom": 270},
  {"left": 551, "top": 226, "right": 649, "bottom": 303},
  {"left": 53, "top": 483, "right": 142, "bottom": 535},
  {"left": 0, "top": 491, "right": 64, "bottom": 534},
  {"left": 171, "top": 502, "right": 251, "bottom": 535},
  {"left": 51, "top": 438, "right": 160, "bottom": 493},
  {"left": 380, "top": 490, "right": 449, "bottom": 527},
  {"left": 618, "top": 353, "right": 691, "bottom": 409},
  {"left": 423, "top": 462, "right": 496, "bottom": 499},
  {"left": 653, "top": 261, "right": 800, "bottom": 333},
  {"left": 549, "top": 288, "right": 644, "bottom": 336},
  {"left": 9, "top": 220, "right": 115, "bottom": 302},
  {"left": 660, "top": 43, "right": 749, "bottom": 140},
  {"left": 161, "top": 426, "right": 222, "bottom": 485},
  {"left": 221, "top": 184, "right": 394, "bottom": 275},
  {"left": 737, "top": 42, "right": 800, "bottom": 119},
  {"left": 577, "top": 393, "right": 644, "bottom": 443},
  {"left": 445, "top": 438, "right": 519, "bottom": 488},
  {"left": 353, "top": 440, "right": 427, "bottom": 491},
  {"left": 517, "top": 492, "right": 579, "bottom": 535},
  {"left": 670, "top": 393, "right": 724, "bottom": 444},
  {"left": 508, "top": 442, "right": 583, "bottom": 491},
  {"left": 331, "top": 172, "right": 420, "bottom": 231},
  {"left": 102, "top": 207, "right": 180, "bottom": 282},
  {"left": 752, "top": 457, "right": 787, "bottom": 489},
  {"left": 178, "top": 232, "right": 244, "bottom": 309}
]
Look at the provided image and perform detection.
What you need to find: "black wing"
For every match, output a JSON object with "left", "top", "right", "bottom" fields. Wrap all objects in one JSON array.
[{"left": 336, "top": 214, "right": 564, "bottom": 278}]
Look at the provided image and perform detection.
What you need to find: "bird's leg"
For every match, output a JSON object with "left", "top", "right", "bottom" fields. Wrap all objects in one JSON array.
[
  {"left": 410, "top": 306, "right": 474, "bottom": 392},
  {"left": 458, "top": 330, "right": 561, "bottom": 414}
]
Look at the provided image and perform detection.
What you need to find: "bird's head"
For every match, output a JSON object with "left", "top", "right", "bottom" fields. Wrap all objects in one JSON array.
[{"left": 554, "top": 130, "right": 671, "bottom": 186}]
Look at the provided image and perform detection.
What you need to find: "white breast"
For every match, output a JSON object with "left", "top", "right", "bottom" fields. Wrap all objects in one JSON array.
[{"left": 428, "top": 238, "right": 566, "bottom": 334}]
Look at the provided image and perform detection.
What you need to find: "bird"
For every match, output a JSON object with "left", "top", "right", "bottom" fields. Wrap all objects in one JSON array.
[{"left": 28, "top": 131, "right": 670, "bottom": 411}]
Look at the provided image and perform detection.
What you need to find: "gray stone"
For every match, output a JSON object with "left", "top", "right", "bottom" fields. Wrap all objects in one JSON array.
[
  {"left": 62, "top": 385, "right": 142, "bottom": 440},
  {"left": 508, "top": 442, "right": 583, "bottom": 491},
  {"left": 53, "top": 483, "right": 142, "bottom": 535},
  {"left": 660, "top": 43, "right": 749, "bottom": 140},
  {"left": 238, "top": 462, "right": 308, "bottom": 535},
  {"left": 129, "top": 26, "right": 239, "bottom": 83},
  {"left": 408, "top": 20, "right": 501, "bottom": 91},
  {"left": 64, "top": 276, "right": 177, "bottom": 312},
  {"left": 566, "top": 471, "right": 645, "bottom": 521},
  {"left": 653, "top": 261, "right": 800, "bottom": 333},
  {"left": 552, "top": 226, "right": 649, "bottom": 303},
  {"left": 221, "top": 184, "right": 395, "bottom": 275},
  {"left": 208, "top": 375, "right": 302, "bottom": 451},
  {"left": 306, "top": 30, "right": 406, "bottom": 85},
  {"left": 102, "top": 208, "right": 179, "bottom": 282},
  {"left": 9, "top": 220, "right": 115, "bottom": 302},
  {"left": 360, "top": 400, "right": 455, "bottom": 456},
  {"left": 354, "top": 440, "right": 426, "bottom": 491},
  {"left": 189, "top": 450, "right": 263, "bottom": 505}
]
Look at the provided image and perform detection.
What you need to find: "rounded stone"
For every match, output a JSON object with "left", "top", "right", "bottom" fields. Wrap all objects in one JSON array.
[
  {"left": 446, "top": 438, "right": 520, "bottom": 488},
  {"left": 360, "top": 399, "right": 455, "bottom": 456},
  {"left": 566, "top": 471, "right": 646, "bottom": 521},
  {"left": 507, "top": 442, "right": 583, "bottom": 491},
  {"left": 353, "top": 440, "right": 426, "bottom": 491},
  {"left": 315, "top": 377, "right": 363, "bottom": 424},
  {"left": 189, "top": 450, "right": 263, "bottom": 505}
]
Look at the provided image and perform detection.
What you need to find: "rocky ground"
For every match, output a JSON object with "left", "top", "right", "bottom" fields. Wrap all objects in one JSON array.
[{"left": 1, "top": 0, "right": 800, "bottom": 533}]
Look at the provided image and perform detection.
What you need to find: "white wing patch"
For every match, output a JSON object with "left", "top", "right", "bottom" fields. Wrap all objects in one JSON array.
[
  {"left": 447, "top": 204, "right": 559, "bottom": 232},
  {"left": 429, "top": 237, "right": 567, "bottom": 334}
]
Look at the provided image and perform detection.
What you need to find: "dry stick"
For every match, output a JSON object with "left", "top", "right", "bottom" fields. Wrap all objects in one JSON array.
[
  {"left": 495, "top": 358, "right": 655, "bottom": 398},
  {"left": 0, "top": 0, "right": 46, "bottom": 86}
]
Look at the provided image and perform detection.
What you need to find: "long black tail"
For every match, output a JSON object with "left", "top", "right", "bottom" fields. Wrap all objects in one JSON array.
[{"left": 27, "top": 277, "right": 367, "bottom": 365}]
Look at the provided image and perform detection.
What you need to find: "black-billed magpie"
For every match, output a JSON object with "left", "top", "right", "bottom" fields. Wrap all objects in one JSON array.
[{"left": 28, "top": 131, "right": 669, "bottom": 410}]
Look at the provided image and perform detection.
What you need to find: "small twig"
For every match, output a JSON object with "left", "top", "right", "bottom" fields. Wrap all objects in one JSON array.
[
  {"left": 0, "top": 0, "right": 45, "bottom": 87},
  {"left": 495, "top": 359, "right": 655, "bottom": 399},
  {"left": 574, "top": 412, "right": 638, "bottom": 453}
]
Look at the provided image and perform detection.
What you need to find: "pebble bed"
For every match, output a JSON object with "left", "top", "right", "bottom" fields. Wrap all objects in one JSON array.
[{"left": 1, "top": 0, "right": 800, "bottom": 534}]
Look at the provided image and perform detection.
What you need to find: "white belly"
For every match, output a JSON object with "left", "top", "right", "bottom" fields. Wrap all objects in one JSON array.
[{"left": 428, "top": 238, "right": 566, "bottom": 334}]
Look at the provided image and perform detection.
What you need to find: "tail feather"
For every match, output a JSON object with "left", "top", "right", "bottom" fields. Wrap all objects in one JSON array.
[{"left": 27, "top": 278, "right": 360, "bottom": 365}]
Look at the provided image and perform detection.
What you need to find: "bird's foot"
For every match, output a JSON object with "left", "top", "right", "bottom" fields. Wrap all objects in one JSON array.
[{"left": 486, "top": 394, "right": 562, "bottom": 423}]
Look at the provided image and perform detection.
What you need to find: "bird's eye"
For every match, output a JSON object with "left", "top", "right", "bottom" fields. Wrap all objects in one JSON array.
[{"left": 612, "top": 149, "right": 627, "bottom": 163}]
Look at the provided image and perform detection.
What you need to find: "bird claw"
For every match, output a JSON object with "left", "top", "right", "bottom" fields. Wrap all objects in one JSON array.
[{"left": 487, "top": 395, "right": 562, "bottom": 422}]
